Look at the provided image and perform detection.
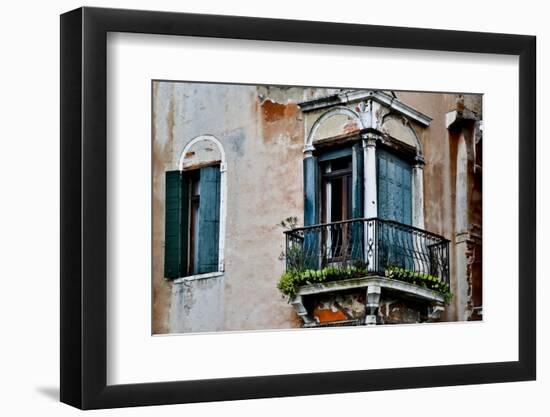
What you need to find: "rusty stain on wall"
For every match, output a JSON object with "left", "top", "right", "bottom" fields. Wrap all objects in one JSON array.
[
  {"left": 343, "top": 120, "right": 360, "bottom": 134},
  {"left": 261, "top": 99, "right": 298, "bottom": 123}
]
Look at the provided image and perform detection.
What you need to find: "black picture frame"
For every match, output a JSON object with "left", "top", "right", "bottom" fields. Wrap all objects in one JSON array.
[{"left": 60, "top": 6, "right": 536, "bottom": 410}]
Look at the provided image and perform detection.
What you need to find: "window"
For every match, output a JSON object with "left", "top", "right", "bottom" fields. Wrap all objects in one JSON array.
[
  {"left": 188, "top": 170, "right": 201, "bottom": 275},
  {"left": 309, "top": 146, "right": 363, "bottom": 267},
  {"left": 321, "top": 156, "right": 353, "bottom": 262},
  {"left": 321, "top": 156, "right": 352, "bottom": 224},
  {"left": 164, "top": 164, "right": 221, "bottom": 278}
]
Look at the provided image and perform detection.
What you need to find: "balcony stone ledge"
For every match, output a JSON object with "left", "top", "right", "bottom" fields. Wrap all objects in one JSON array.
[
  {"left": 290, "top": 276, "right": 445, "bottom": 326},
  {"left": 296, "top": 276, "right": 444, "bottom": 302}
]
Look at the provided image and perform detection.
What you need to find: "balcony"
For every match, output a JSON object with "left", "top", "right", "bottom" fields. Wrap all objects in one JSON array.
[{"left": 282, "top": 218, "right": 450, "bottom": 326}]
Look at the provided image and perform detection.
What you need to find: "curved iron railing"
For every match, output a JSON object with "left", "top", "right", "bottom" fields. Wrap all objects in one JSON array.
[{"left": 284, "top": 218, "right": 450, "bottom": 286}]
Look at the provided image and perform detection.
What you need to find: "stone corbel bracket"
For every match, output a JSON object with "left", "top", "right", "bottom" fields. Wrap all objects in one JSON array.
[{"left": 445, "top": 107, "right": 481, "bottom": 131}]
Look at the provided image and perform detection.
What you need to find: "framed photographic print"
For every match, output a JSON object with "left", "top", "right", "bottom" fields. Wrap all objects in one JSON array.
[{"left": 60, "top": 6, "right": 536, "bottom": 409}]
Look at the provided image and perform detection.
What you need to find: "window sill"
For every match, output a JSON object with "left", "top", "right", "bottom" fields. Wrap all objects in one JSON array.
[{"left": 172, "top": 271, "right": 224, "bottom": 284}]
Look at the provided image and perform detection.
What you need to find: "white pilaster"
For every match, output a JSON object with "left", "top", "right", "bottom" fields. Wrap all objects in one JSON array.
[
  {"left": 363, "top": 133, "right": 378, "bottom": 218},
  {"left": 362, "top": 133, "right": 378, "bottom": 271},
  {"left": 412, "top": 160, "right": 425, "bottom": 229}
]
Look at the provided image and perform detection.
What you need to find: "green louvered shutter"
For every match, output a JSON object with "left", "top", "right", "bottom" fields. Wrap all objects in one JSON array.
[
  {"left": 197, "top": 165, "right": 221, "bottom": 274},
  {"left": 164, "top": 170, "right": 189, "bottom": 278},
  {"left": 377, "top": 150, "right": 412, "bottom": 269}
]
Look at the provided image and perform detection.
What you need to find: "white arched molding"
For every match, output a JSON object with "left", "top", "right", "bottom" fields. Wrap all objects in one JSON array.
[
  {"left": 176, "top": 135, "right": 227, "bottom": 279},
  {"left": 304, "top": 106, "right": 363, "bottom": 152},
  {"left": 407, "top": 120, "right": 424, "bottom": 158},
  {"left": 179, "top": 134, "right": 227, "bottom": 171},
  {"left": 381, "top": 114, "right": 424, "bottom": 158}
]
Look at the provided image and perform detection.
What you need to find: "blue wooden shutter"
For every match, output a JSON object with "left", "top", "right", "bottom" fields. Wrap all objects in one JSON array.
[
  {"left": 164, "top": 170, "right": 189, "bottom": 278},
  {"left": 197, "top": 165, "right": 221, "bottom": 274},
  {"left": 377, "top": 150, "right": 412, "bottom": 269},
  {"left": 351, "top": 143, "right": 364, "bottom": 263},
  {"left": 303, "top": 156, "right": 319, "bottom": 227},
  {"left": 351, "top": 143, "right": 364, "bottom": 219},
  {"left": 377, "top": 150, "right": 412, "bottom": 224}
]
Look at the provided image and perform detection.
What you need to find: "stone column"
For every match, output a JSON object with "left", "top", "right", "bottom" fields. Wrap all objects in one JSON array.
[
  {"left": 412, "top": 157, "right": 425, "bottom": 230},
  {"left": 362, "top": 133, "right": 378, "bottom": 272},
  {"left": 454, "top": 135, "right": 470, "bottom": 320},
  {"left": 363, "top": 133, "right": 378, "bottom": 218},
  {"left": 411, "top": 159, "right": 426, "bottom": 273}
]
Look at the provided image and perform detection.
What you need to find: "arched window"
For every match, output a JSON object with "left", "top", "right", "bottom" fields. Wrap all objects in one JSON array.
[
  {"left": 164, "top": 135, "right": 226, "bottom": 279},
  {"left": 301, "top": 100, "right": 426, "bottom": 272}
]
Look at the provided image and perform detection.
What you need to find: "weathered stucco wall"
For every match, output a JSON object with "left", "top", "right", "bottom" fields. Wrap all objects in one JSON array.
[
  {"left": 152, "top": 82, "right": 330, "bottom": 333},
  {"left": 152, "top": 84, "right": 482, "bottom": 333}
]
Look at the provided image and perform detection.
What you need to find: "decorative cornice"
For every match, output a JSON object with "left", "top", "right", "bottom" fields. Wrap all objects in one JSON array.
[
  {"left": 361, "top": 131, "right": 380, "bottom": 147},
  {"left": 298, "top": 90, "right": 433, "bottom": 127},
  {"left": 414, "top": 154, "right": 425, "bottom": 166}
]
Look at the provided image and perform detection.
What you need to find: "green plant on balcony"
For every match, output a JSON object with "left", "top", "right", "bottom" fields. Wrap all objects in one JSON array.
[
  {"left": 277, "top": 265, "right": 368, "bottom": 298},
  {"left": 384, "top": 265, "right": 453, "bottom": 305},
  {"left": 278, "top": 216, "right": 310, "bottom": 271},
  {"left": 278, "top": 216, "right": 299, "bottom": 230},
  {"left": 284, "top": 244, "right": 309, "bottom": 272}
]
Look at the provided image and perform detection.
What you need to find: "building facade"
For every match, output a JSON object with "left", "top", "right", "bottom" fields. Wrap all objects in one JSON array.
[{"left": 152, "top": 82, "right": 482, "bottom": 334}]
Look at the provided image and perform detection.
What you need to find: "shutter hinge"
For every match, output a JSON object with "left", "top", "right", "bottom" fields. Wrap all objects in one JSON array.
[{"left": 220, "top": 162, "right": 227, "bottom": 173}]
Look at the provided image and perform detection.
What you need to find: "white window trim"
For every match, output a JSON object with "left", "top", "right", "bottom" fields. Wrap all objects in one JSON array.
[
  {"left": 177, "top": 134, "right": 227, "bottom": 279},
  {"left": 173, "top": 271, "right": 224, "bottom": 284}
]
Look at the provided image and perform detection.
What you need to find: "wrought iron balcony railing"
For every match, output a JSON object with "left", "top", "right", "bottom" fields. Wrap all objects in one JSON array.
[{"left": 284, "top": 218, "right": 450, "bottom": 286}]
